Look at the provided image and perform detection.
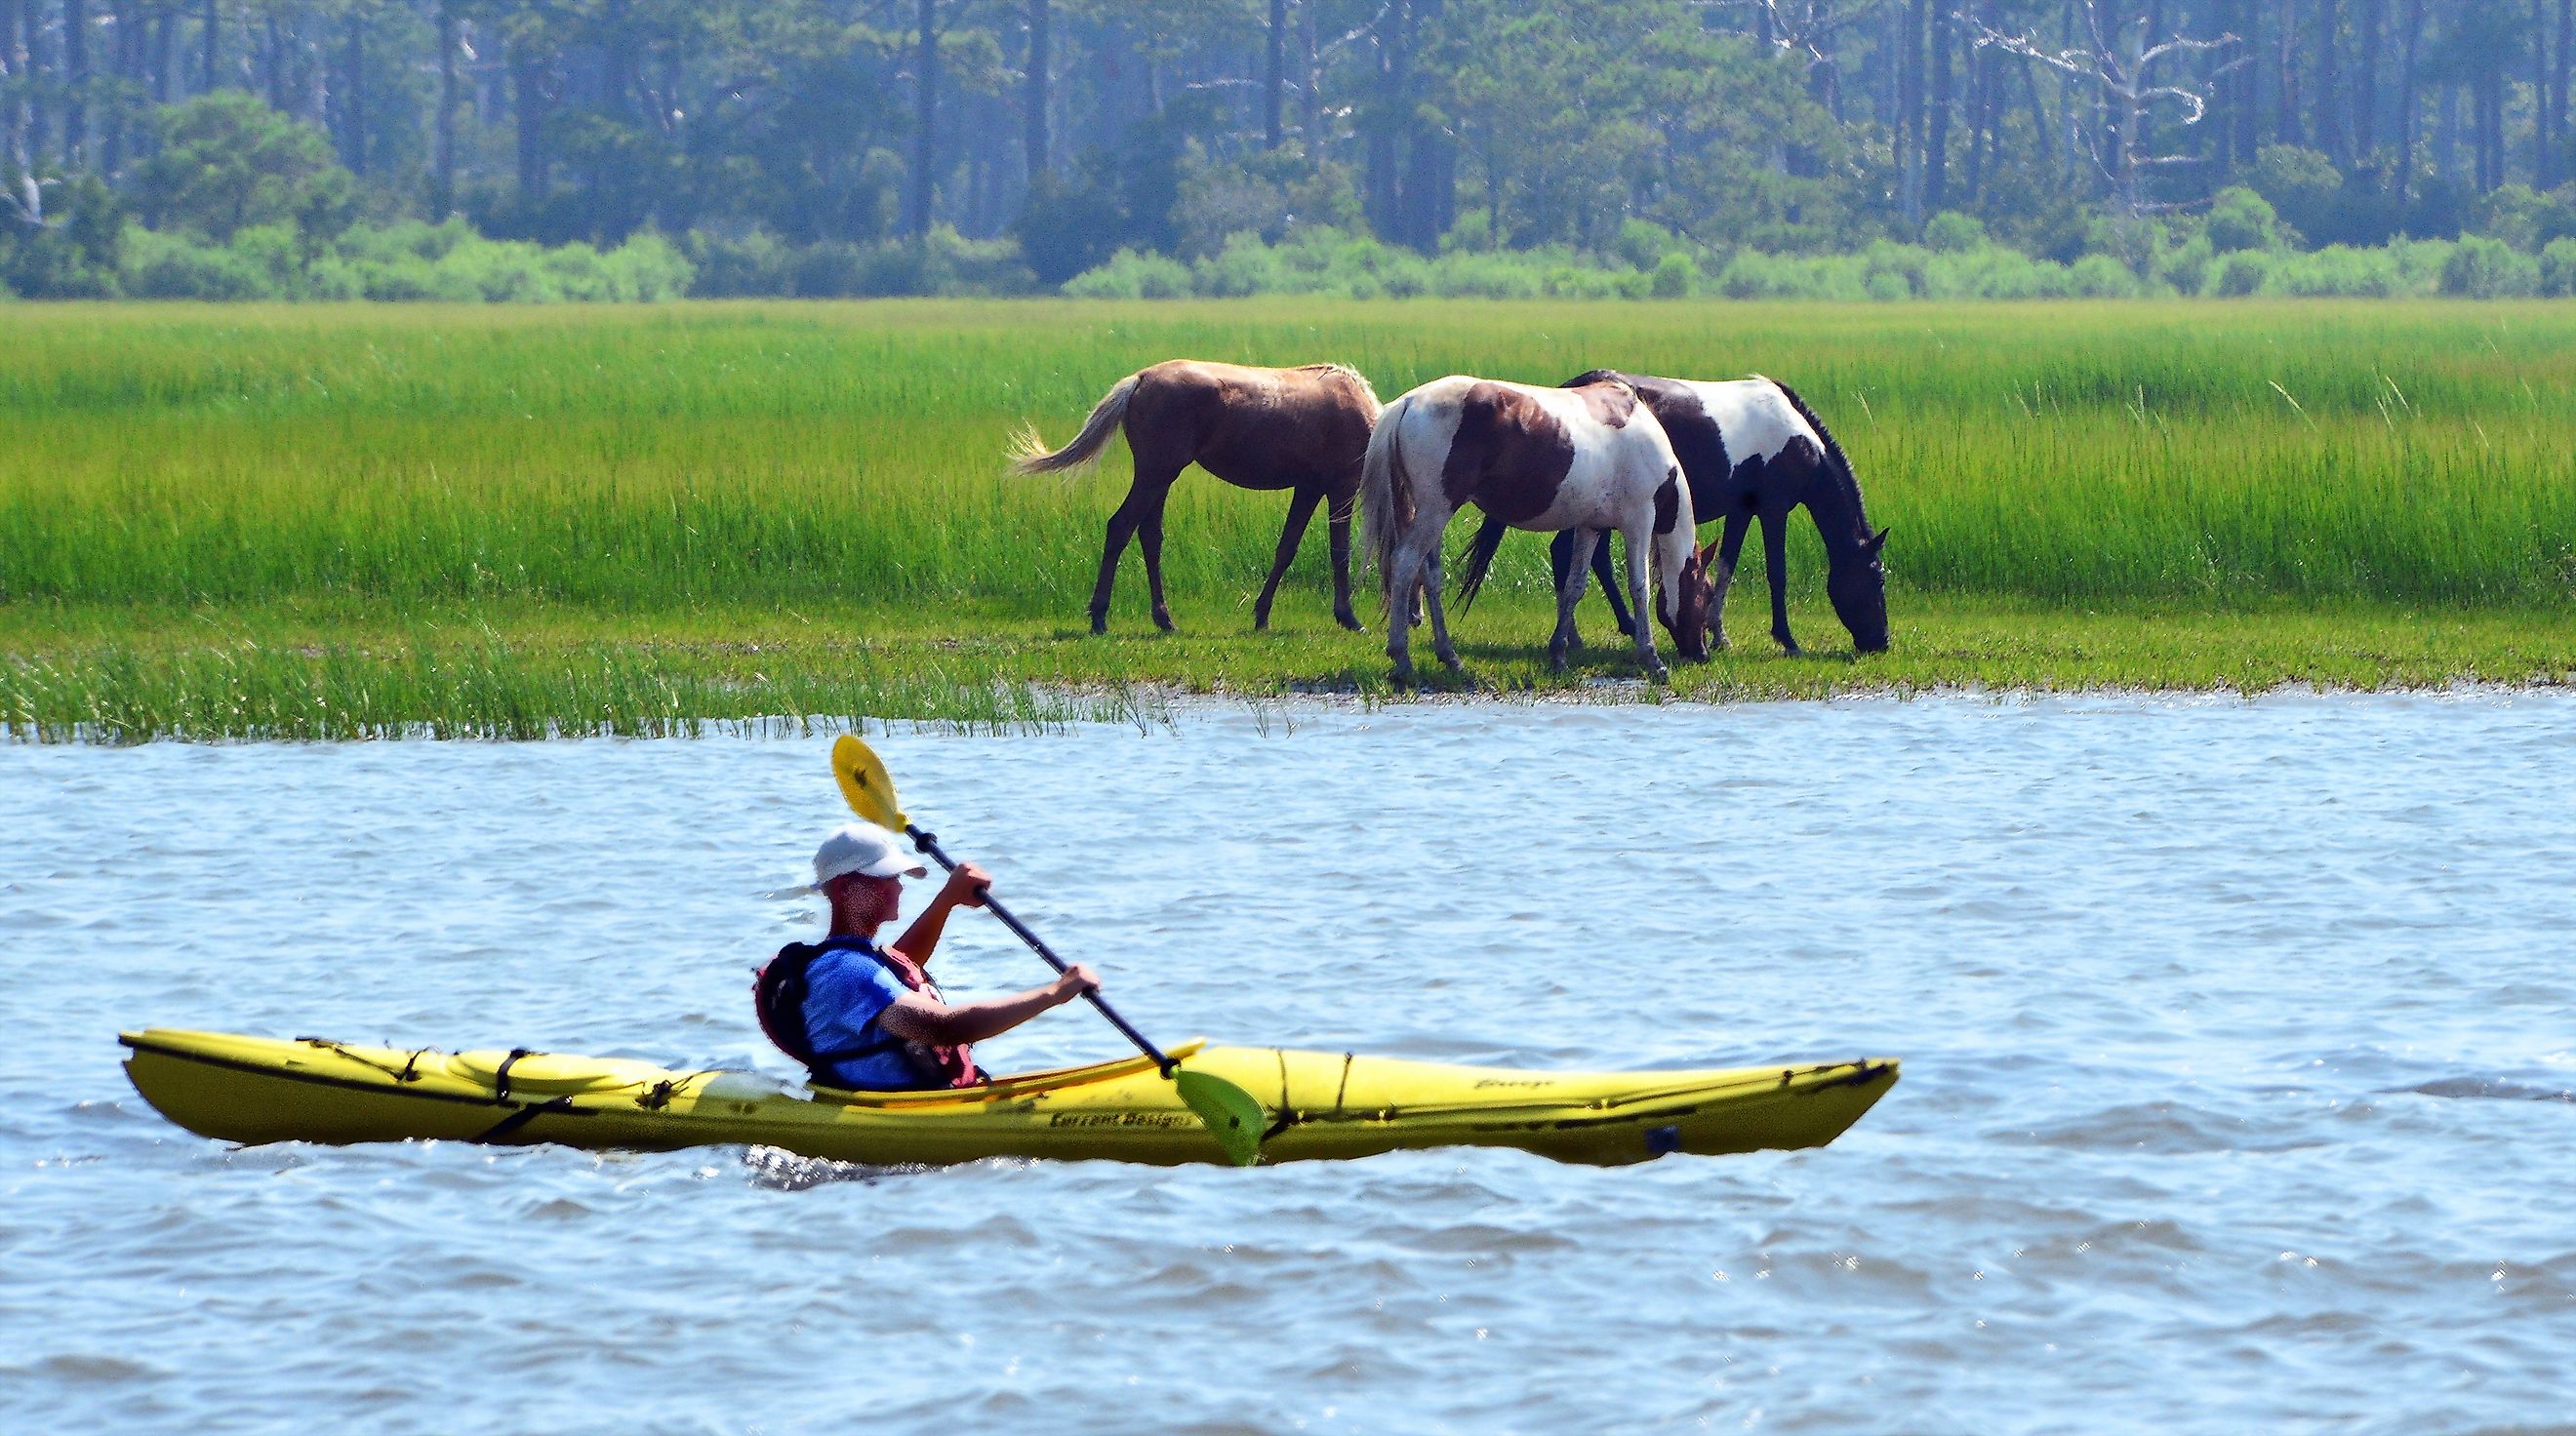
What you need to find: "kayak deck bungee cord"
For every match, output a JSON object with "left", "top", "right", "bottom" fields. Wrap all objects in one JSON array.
[{"left": 121, "top": 1028, "right": 1898, "bottom": 1168}]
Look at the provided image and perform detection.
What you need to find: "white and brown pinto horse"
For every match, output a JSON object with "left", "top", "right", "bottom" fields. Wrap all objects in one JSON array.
[
  {"left": 1011, "top": 360, "right": 1381, "bottom": 634},
  {"left": 1362, "top": 376, "right": 1713, "bottom": 683}
]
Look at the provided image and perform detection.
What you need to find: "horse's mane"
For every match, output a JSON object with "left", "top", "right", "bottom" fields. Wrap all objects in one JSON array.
[
  {"left": 1295, "top": 361, "right": 1381, "bottom": 414},
  {"left": 1758, "top": 376, "right": 1872, "bottom": 541}
]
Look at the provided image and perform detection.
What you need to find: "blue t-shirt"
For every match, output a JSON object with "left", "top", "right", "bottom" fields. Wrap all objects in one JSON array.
[{"left": 800, "top": 938, "right": 945, "bottom": 1091}]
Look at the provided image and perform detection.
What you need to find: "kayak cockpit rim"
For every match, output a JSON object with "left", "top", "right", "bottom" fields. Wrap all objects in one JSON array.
[{"left": 805, "top": 1039, "right": 1214, "bottom": 1108}]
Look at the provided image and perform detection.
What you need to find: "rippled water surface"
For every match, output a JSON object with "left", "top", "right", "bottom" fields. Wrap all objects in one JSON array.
[{"left": 6, "top": 695, "right": 2574, "bottom": 1434}]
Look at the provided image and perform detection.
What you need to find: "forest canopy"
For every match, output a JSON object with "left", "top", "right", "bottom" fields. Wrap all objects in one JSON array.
[{"left": 3, "top": 1, "right": 2570, "bottom": 299}]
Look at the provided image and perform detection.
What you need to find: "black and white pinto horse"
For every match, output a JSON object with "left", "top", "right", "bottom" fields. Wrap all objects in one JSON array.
[
  {"left": 1458, "top": 373, "right": 1889, "bottom": 654},
  {"left": 1362, "top": 375, "right": 1713, "bottom": 683}
]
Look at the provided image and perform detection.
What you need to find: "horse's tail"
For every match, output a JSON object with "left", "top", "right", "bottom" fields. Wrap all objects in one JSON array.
[
  {"left": 1361, "top": 393, "right": 1417, "bottom": 613},
  {"left": 1760, "top": 376, "right": 1868, "bottom": 523},
  {"left": 1008, "top": 372, "right": 1141, "bottom": 476},
  {"left": 1454, "top": 514, "right": 1509, "bottom": 615}
]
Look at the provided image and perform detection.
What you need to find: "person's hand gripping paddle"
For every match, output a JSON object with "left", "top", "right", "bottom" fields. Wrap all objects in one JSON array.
[{"left": 830, "top": 734, "right": 1268, "bottom": 1167}]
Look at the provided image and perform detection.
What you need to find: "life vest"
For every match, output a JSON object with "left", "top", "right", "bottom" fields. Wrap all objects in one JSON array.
[{"left": 753, "top": 937, "right": 982, "bottom": 1090}]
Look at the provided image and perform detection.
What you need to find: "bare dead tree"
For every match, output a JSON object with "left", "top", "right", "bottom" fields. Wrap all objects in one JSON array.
[
  {"left": 1740, "top": 0, "right": 1893, "bottom": 112},
  {"left": 1963, "top": 1, "right": 2243, "bottom": 214}
]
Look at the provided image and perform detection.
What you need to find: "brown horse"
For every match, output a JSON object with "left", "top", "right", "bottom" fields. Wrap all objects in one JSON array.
[{"left": 1010, "top": 360, "right": 1381, "bottom": 634}]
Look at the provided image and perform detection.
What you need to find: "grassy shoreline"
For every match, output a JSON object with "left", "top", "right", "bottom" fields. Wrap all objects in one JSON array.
[
  {"left": 6, "top": 300, "right": 2570, "bottom": 740},
  {"left": 6, "top": 596, "right": 2567, "bottom": 742}
]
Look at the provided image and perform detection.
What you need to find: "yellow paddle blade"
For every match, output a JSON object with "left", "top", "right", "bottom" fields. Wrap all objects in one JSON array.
[
  {"left": 1175, "top": 1070, "right": 1267, "bottom": 1168},
  {"left": 831, "top": 734, "right": 908, "bottom": 831}
]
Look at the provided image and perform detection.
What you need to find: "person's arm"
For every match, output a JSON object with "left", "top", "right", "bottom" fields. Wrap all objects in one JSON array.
[
  {"left": 887, "top": 862, "right": 990, "bottom": 971},
  {"left": 877, "top": 965, "right": 1099, "bottom": 1047}
]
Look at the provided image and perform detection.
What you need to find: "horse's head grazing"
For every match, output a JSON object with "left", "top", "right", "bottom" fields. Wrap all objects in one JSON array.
[
  {"left": 1660, "top": 540, "right": 1717, "bottom": 663},
  {"left": 1828, "top": 527, "right": 1892, "bottom": 654}
]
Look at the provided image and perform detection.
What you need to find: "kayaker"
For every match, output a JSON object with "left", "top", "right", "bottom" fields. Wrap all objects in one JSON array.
[{"left": 757, "top": 821, "right": 1100, "bottom": 1091}]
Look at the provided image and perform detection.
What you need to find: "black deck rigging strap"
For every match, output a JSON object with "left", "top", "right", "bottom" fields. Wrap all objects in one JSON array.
[
  {"left": 1263, "top": 1049, "right": 1300, "bottom": 1140},
  {"left": 492, "top": 1048, "right": 532, "bottom": 1101},
  {"left": 297, "top": 1037, "right": 436, "bottom": 1086},
  {"left": 471, "top": 1095, "right": 574, "bottom": 1144}
]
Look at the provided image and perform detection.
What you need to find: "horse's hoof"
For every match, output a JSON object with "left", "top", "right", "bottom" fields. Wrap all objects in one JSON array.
[
  {"left": 1646, "top": 665, "right": 1670, "bottom": 684},
  {"left": 1154, "top": 618, "right": 1178, "bottom": 634},
  {"left": 1089, "top": 618, "right": 1109, "bottom": 636},
  {"left": 1779, "top": 642, "right": 1803, "bottom": 658},
  {"left": 1336, "top": 614, "right": 1365, "bottom": 632}
]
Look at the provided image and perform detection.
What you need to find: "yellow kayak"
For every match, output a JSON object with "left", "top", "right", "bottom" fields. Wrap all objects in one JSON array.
[{"left": 120, "top": 1028, "right": 1898, "bottom": 1168}]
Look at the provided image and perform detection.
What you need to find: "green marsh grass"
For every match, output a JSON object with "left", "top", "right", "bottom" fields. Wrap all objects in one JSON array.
[
  {"left": 3, "top": 299, "right": 2571, "bottom": 738},
  {"left": 6, "top": 598, "right": 2563, "bottom": 743}
]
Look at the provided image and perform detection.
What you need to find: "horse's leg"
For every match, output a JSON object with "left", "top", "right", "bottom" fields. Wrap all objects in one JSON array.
[
  {"left": 1545, "top": 531, "right": 1580, "bottom": 649},
  {"left": 1591, "top": 531, "right": 1635, "bottom": 637},
  {"left": 1384, "top": 528, "right": 1429, "bottom": 683},
  {"left": 1325, "top": 489, "right": 1364, "bottom": 631},
  {"left": 1545, "top": 530, "right": 1619, "bottom": 648},
  {"left": 1253, "top": 487, "right": 1323, "bottom": 632},
  {"left": 1710, "top": 511, "right": 1752, "bottom": 652},
  {"left": 1622, "top": 515, "right": 1667, "bottom": 683},
  {"left": 1135, "top": 481, "right": 1181, "bottom": 633},
  {"left": 1422, "top": 530, "right": 1467, "bottom": 679},
  {"left": 1087, "top": 470, "right": 1166, "bottom": 635},
  {"left": 1760, "top": 509, "right": 1800, "bottom": 656},
  {"left": 1550, "top": 529, "right": 1600, "bottom": 672}
]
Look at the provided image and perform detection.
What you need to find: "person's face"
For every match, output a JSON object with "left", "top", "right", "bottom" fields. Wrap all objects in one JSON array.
[{"left": 827, "top": 871, "right": 904, "bottom": 925}]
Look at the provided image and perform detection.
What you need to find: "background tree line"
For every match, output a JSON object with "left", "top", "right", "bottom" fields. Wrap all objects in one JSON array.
[{"left": 1, "top": 1, "right": 2567, "bottom": 298}]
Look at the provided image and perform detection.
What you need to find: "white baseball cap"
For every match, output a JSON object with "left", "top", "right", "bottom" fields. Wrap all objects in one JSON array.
[{"left": 802, "top": 821, "right": 928, "bottom": 891}]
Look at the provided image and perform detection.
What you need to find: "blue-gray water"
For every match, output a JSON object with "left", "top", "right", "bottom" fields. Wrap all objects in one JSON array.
[{"left": 5, "top": 695, "right": 2572, "bottom": 1434}]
